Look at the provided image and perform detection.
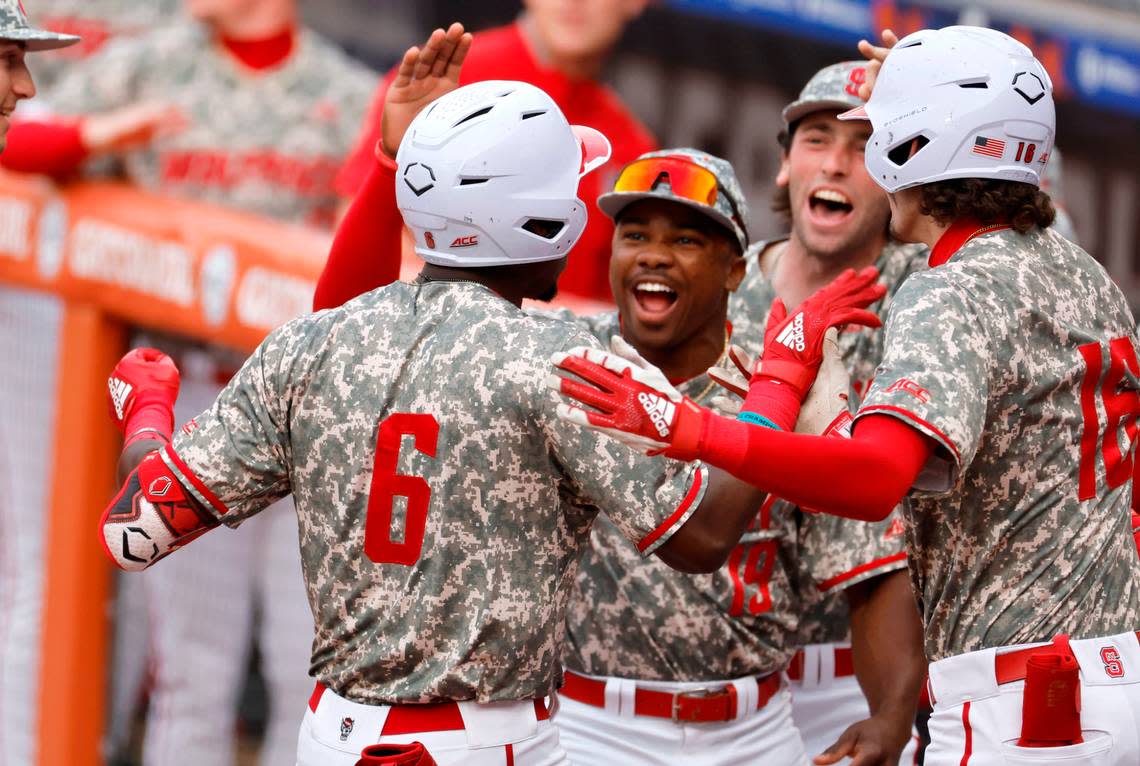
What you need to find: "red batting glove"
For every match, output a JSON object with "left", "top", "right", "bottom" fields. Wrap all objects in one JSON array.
[
  {"left": 107, "top": 348, "right": 181, "bottom": 447},
  {"left": 549, "top": 339, "right": 709, "bottom": 461},
  {"left": 742, "top": 267, "right": 885, "bottom": 430}
]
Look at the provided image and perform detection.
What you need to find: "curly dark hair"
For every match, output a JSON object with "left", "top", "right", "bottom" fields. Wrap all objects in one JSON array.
[{"left": 919, "top": 178, "right": 1055, "bottom": 234}]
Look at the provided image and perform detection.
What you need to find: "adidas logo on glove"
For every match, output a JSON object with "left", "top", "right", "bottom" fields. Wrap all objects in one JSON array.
[
  {"left": 638, "top": 391, "right": 675, "bottom": 438},
  {"left": 109, "top": 377, "right": 133, "bottom": 420},
  {"left": 776, "top": 313, "right": 806, "bottom": 353}
]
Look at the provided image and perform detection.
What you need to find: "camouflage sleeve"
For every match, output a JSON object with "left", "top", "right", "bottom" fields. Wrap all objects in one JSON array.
[
  {"left": 798, "top": 508, "right": 908, "bottom": 595},
  {"left": 855, "top": 271, "right": 991, "bottom": 493},
  {"left": 42, "top": 34, "right": 149, "bottom": 115},
  {"left": 538, "top": 332, "right": 708, "bottom": 556},
  {"left": 166, "top": 316, "right": 322, "bottom": 526}
]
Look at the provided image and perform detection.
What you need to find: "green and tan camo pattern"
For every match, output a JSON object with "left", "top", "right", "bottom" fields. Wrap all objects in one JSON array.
[
  {"left": 782, "top": 61, "right": 868, "bottom": 128},
  {"left": 25, "top": 0, "right": 181, "bottom": 90},
  {"left": 857, "top": 226, "right": 1140, "bottom": 661},
  {"left": 553, "top": 309, "right": 805, "bottom": 680},
  {"left": 44, "top": 23, "right": 374, "bottom": 225},
  {"left": 0, "top": 0, "right": 77, "bottom": 50},
  {"left": 730, "top": 237, "right": 927, "bottom": 646},
  {"left": 170, "top": 281, "right": 706, "bottom": 703}
]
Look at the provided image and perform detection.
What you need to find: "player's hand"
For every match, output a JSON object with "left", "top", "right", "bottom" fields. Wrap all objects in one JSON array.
[
  {"left": 854, "top": 29, "right": 899, "bottom": 101},
  {"left": 757, "top": 267, "right": 883, "bottom": 400},
  {"left": 814, "top": 712, "right": 910, "bottom": 766},
  {"left": 796, "top": 328, "right": 852, "bottom": 437},
  {"left": 549, "top": 336, "right": 708, "bottom": 460},
  {"left": 107, "top": 348, "right": 180, "bottom": 437},
  {"left": 380, "top": 22, "right": 473, "bottom": 158},
  {"left": 81, "top": 101, "right": 188, "bottom": 154}
]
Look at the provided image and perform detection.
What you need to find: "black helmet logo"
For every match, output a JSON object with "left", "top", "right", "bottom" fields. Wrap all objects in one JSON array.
[
  {"left": 404, "top": 163, "right": 436, "bottom": 196},
  {"left": 1012, "top": 72, "right": 1046, "bottom": 105}
]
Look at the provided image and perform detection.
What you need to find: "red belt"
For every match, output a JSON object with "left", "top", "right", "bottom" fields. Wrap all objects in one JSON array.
[
  {"left": 994, "top": 631, "right": 1140, "bottom": 685},
  {"left": 786, "top": 646, "right": 855, "bottom": 681},
  {"left": 559, "top": 670, "right": 781, "bottom": 723},
  {"left": 308, "top": 683, "right": 549, "bottom": 736}
]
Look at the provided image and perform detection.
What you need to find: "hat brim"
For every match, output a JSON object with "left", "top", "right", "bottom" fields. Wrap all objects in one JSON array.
[
  {"left": 837, "top": 105, "right": 869, "bottom": 121},
  {"left": 596, "top": 190, "right": 746, "bottom": 251},
  {"left": 782, "top": 99, "right": 864, "bottom": 128},
  {"left": 6, "top": 30, "right": 81, "bottom": 52}
]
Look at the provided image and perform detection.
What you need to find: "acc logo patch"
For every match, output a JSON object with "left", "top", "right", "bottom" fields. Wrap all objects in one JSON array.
[
  {"left": 886, "top": 378, "right": 931, "bottom": 404},
  {"left": 450, "top": 235, "right": 478, "bottom": 248}
]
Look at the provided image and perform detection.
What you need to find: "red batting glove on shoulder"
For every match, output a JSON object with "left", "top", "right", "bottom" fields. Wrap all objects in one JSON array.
[
  {"left": 549, "top": 337, "right": 709, "bottom": 461},
  {"left": 107, "top": 348, "right": 181, "bottom": 447},
  {"left": 741, "top": 266, "right": 885, "bottom": 430}
]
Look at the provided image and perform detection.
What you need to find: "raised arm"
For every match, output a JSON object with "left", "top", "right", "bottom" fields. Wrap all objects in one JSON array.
[{"left": 314, "top": 24, "right": 473, "bottom": 311}]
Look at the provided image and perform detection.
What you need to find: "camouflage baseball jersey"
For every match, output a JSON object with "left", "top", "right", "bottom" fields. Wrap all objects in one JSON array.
[
  {"left": 554, "top": 310, "right": 804, "bottom": 680},
  {"left": 166, "top": 280, "right": 707, "bottom": 703},
  {"left": 730, "top": 236, "right": 926, "bottom": 646},
  {"left": 856, "top": 224, "right": 1140, "bottom": 661},
  {"left": 24, "top": 0, "right": 181, "bottom": 91},
  {"left": 44, "top": 23, "right": 374, "bottom": 226}
]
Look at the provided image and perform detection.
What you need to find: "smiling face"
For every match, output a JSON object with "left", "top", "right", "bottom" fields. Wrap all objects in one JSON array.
[
  {"left": 0, "top": 40, "right": 33, "bottom": 150},
  {"left": 610, "top": 198, "right": 744, "bottom": 354},
  {"left": 778, "top": 111, "right": 890, "bottom": 262}
]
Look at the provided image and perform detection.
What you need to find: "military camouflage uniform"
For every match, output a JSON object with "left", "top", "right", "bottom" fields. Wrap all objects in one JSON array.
[
  {"left": 729, "top": 235, "right": 926, "bottom": 646},
  {"left": 25, "top": 0, "right": 180, "bottom": 91},
  {"left": 45, "top": 23, "right": 374, "bottom": 225},
  {"left": 857, "top": 225, "right": 1140, "bottom": 661},
  {"left": 555, "top": 310, "right": 804, "bottom": 680},
  {"left": 168, "top": 281, "right": 707, "bottom": 703}
]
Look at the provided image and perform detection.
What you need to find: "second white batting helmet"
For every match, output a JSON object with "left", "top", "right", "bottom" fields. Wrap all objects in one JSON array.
[{"left": 395, "top": 80, "right": 611, "bottom": 268}]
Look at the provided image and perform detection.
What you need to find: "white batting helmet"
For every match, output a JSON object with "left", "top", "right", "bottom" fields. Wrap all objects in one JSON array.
[
  {"left": 841, "top": 26, "right": 1055, "bottom": 193},
  {"left": 395, "top": 80, "right": 611, "bottom": 268}
]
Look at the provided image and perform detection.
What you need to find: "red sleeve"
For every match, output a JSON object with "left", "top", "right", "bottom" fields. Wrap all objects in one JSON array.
[
  {"left": 312, "top": 150, "right": 404, "bottom": 311},
  {"left": 697, "top": 413, "right": 934, "bottom": 522},
  {"left": 0, "top": 119, "right": 88, "bottom": 178},
  {"left": 334, "top": 68, "right": 397, "bottom": 199}
]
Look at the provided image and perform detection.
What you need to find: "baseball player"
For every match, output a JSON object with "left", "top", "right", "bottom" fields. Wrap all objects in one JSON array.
[
  {"left": 311, "top": 34, "right": 925, "bottom": 764},
  {"left": 1, "top": 3, "right": 376, "bottom": 764},
  {"left": 97, "top": 79, "right": 885, "bottom": 766},
  {"left": 552, "top": 25, "right": 1140, "bottom": 765},
  {"left": 723, "top": 61, "right": 927, "bottom": 765},
  {"left": 325, "top": 0, "right": 656, "bottom": 306},
  {"left": 0, "top": 7, "right": 79, "bottom": 766}
]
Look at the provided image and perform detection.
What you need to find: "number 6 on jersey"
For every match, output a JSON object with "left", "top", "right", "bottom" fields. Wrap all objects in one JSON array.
[{"left": 365, "top": 414, "right": 440, "bottom": 565}]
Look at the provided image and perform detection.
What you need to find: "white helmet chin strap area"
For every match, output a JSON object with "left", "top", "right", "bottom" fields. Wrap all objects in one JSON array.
[
  {"left": 841, "top": 26, "right": 1056, "bottom": 194},
  {"left": 395, "top": 80, "right": 612, "bottom": 268}
]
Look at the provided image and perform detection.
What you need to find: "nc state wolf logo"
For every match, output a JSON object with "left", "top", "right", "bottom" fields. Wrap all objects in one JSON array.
[{"left": 339, "top": 716, "right": 355, "bottom": 741}]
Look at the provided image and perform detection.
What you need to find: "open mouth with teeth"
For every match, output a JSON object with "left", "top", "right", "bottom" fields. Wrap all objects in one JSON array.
[
  {"left": 631, "top": 281, "right": 678, "bottom": 318},
  {"left": 808, "top": 189, "right": 854, "bottom": 225}
]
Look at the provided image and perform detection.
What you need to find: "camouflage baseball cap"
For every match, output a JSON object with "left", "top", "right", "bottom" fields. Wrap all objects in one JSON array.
[
  {"left": 0, "top": 0, "right": 79, "bottom": 51},
  {"left": 597, "top": 148, "right": 749, "bottom": 253},
  {"left": 782, "top": 61, "right": 869, "bottom": 130}
]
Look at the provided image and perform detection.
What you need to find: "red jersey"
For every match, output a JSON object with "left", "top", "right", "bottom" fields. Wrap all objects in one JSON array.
[{"left": 334, "top": 22, "right": 656, "bottom": 302}]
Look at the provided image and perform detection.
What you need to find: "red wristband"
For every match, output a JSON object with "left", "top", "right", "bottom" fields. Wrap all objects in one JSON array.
[{"left": 123, "top": 399, "right": 174, "bottom": 448}]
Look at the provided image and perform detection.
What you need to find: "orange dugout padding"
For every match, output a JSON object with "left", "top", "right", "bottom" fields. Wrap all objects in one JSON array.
[{"left": 0, "top": 169, "right": 612, "bottom": 766}]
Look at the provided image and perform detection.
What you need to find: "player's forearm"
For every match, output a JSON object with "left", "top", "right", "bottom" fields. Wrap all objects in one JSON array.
[
  {"left": 691, "top": 413, "right": 930, "bottom": 522},
  {"left": 656, "top": 468, "right": 768, "bottom": 572},
  {"left": 313, "top": 153, "right": 403, "bottom": 311},
  {"left": 847, "top": 570, "right": 926, "bottom": 741},
  {"left": 0, "top": 119, "right": 88, "bottom": 178}
]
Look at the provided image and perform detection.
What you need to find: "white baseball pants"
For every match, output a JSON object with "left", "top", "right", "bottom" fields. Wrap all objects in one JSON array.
[
  {"left": 297, "top": 685, "right": 568, "bottom": 766},
  {"left": 789, "top": 643, "right": 921, "bottom": 765},
  {"left": 554, "top": 672, "right": 810, "bottom": 765},
  {"left": 925, "top": 630, "right": 1140, "bottom": 765}
]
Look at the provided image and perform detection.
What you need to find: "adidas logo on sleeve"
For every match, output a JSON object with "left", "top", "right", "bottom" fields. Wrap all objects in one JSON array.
[
  {"left": 638, "top": 391, "right": 675, "bottom": 438},
  {"left": 775, "top": 313, "right": 806, "bottom": 352}
]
